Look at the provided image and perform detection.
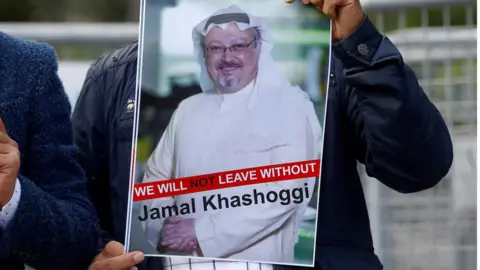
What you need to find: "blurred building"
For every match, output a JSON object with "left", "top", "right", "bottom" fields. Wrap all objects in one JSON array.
[{"left": 361, "top": 1, "right": 477, "bottom": 270}]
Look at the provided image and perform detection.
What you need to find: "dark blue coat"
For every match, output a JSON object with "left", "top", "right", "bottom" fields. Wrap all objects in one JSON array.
[
  {"left": 71, "top": 16, "right": 453, "bottom": 270},
  {"left": 0, "top": 32, "right": 100, "bottom": 269}
]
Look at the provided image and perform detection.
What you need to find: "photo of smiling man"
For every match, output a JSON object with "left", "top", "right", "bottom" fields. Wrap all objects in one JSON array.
[{"left": 125, "top": 0, "right": 330, "bottom": 267}]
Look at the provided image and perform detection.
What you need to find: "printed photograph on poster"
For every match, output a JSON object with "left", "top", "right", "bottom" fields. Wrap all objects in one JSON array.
[{"left": 125, "top": 0, "right": 331, "bottom": 267}]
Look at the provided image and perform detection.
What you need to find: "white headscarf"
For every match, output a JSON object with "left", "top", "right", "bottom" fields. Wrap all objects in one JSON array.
[
  {"left": 192, "top": 4, "right": 292, "bottom": 93},
  {"left": 191, "top": 4, "right": 322, "bottom": 143},
  {"left": 192, "top": 5, "right": 323, "bottom": 243}
]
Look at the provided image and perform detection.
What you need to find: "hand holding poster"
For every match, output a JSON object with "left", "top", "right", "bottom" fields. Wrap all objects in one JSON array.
[{"left": 125, "top": 0, "right": 331, "bottom": 267}]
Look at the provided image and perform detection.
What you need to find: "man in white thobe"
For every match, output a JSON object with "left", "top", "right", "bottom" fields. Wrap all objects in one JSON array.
[{"left": 140, "top": 5, "right": 322, "bottom": 267}]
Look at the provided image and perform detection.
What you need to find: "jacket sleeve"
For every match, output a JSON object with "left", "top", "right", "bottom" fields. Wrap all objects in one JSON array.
[
  {"left": 0, "top": 45, "right": 100, "bottom": 268},
  {"left": 332, "top": 15, "right": 454, "bottom": 193},
  {"left": 71, "top": 63, "right": 115, "bottom": 247}
]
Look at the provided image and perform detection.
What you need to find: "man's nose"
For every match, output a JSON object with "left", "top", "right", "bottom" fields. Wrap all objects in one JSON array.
[{"left": 221, "top": 49, "right": 234, "bottom": 60}]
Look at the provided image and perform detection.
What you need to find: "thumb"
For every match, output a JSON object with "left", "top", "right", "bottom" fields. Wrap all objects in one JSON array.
[{"left": 103, "top": 241, "right": 125, "bottom": 257}]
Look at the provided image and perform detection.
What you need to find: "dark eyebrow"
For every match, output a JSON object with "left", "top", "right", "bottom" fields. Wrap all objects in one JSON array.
[{"left": 203, "top": 13, "right": 250, "bottom": 32}]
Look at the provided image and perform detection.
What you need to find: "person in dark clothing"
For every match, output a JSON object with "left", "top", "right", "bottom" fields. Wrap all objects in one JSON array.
[
  {"left": 71, "top": 41, "right": 149, "bottom": 270},
  {"left": 73, "top": 41, "right": 138, "bottom": 247},
  {"left": 72, "top": 0, "right": 453, "bottom": 269},
  {"left": 0, "top": 32, "right": 101, "bottom": 269}
]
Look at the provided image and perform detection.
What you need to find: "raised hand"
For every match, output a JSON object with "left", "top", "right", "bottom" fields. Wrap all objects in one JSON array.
[
  {"left": 0, "top": 118, "right": 19, "bottom": 206},
  {"left": 284, "top": 0, "right": 364, "bottom": 41},
  {"left": 88, "top": 241, "right": 144, "bottom": 270}
]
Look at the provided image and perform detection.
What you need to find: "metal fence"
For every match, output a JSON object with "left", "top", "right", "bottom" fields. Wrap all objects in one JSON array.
[
  {"left": 362, "top": 1, "right": 477, "bottom": 270},
  {"left": 1, "top": 0, "right": 477, "bottom": 269},
  {"left": 0, "top": 22, "right": 139, "bottom": 60}
]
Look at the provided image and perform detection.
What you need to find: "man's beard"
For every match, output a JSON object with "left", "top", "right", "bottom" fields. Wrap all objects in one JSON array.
[
  {"left": 215, "top": 60, "right": 242, "bottom": 91},
  {"left": 217, "top": 76, "right": 240, "bottom": 91}
]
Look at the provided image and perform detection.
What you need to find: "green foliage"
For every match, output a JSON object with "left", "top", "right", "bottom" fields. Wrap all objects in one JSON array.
[
  {"left": 136, "top": 136, "right": 154, "bottom": 163},
  {"left": 0, "top": 0, "right": 33, "bottom": 21},
  {"left": 0, "top": 0, "right": 67, "bottom": 21}
]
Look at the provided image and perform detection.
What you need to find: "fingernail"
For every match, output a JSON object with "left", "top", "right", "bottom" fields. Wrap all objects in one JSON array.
[{"left": 133, "top": 252, "right": 144, "bottom": 263}]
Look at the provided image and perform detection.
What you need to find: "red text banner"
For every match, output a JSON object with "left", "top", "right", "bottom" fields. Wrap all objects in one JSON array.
[{"left": 133, "top": 159, "right": 321, "bottom": 202}]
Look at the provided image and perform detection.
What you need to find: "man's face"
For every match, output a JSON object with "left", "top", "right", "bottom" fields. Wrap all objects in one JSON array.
[{"left": 203, "top": 24, "right": 260, "bottom": 93}]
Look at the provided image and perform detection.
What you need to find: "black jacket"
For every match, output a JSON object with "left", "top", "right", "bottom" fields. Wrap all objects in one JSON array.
[{"left": 71, "top": 16, "right": 453, "bottom": 270}]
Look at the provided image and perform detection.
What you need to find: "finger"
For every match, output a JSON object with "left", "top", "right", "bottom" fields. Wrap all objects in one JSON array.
[
  {"left": 163, "top": 223, "right": 177, "bottom": 229},
  {"left": 163, "top": 229, "right": 186, "bottom": 241},
  {"left": 0, "top": 154, "right": 19, "bottom": 170},
  {"left": 169, "top": 236, "right": 195, "bottom": 252},
  {"left": 323, "top": 0, "right": 337, "bottom": 19},
  {"left": 167, "top": 239, "right": 183, "bottom": 250},
  {"left": 176, "top": 242, "right": 191, "bottom": 252},
  {"left": 164, "top": 217, "right": 183, "bottom": 224},
  {"left": 178, "top": 240, "right": 197, "bottom": 252},
  {"left": 284, "top": 0, "right": 296, "bottom": 3},
  {"left": 301, "top": 0, "right": 311, "bottom": 4},
  {"left": 0, "top": 118, "right": 5, "bottom": 133},
  {"left": 0, "top": 132, "right": 14, "bottom": 146},
  {"left": 90, "top": 252, "right": 144, "bottom": 269},
  {"left": 310, "top": 0, "right": 324, "bottom": 9},
  {"left": 103, "top": 241, "right": 126, "bottom": 257},
  {"left": 0, "top": 134, "right": 17, "bottom": 149},
  {"left": 161, "top": 236, "right": 181, "bottom": 246},
  {"left": 161, "top": 227, "right": 177, "bottom": 239},
  {"left": 0, "top": 144, "right": 16, "bottom": 154}
]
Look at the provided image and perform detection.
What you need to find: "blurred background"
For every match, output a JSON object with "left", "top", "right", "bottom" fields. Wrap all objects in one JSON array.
[{"left": 0, "top": 0, "right": 476, "bottom": 269}]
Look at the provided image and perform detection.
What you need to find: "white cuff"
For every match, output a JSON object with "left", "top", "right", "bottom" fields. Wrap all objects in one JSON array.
[{"left": 0, "top": 178, "right": 21, "bottom": 228}]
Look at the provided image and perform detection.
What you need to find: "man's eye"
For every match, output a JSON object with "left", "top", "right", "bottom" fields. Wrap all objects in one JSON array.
[
  {"left": 232, "top": 44, "right": 246, "bottom": 50},
  {"left": 210, "top": 47, "right": 222, "bottom": 52}
]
